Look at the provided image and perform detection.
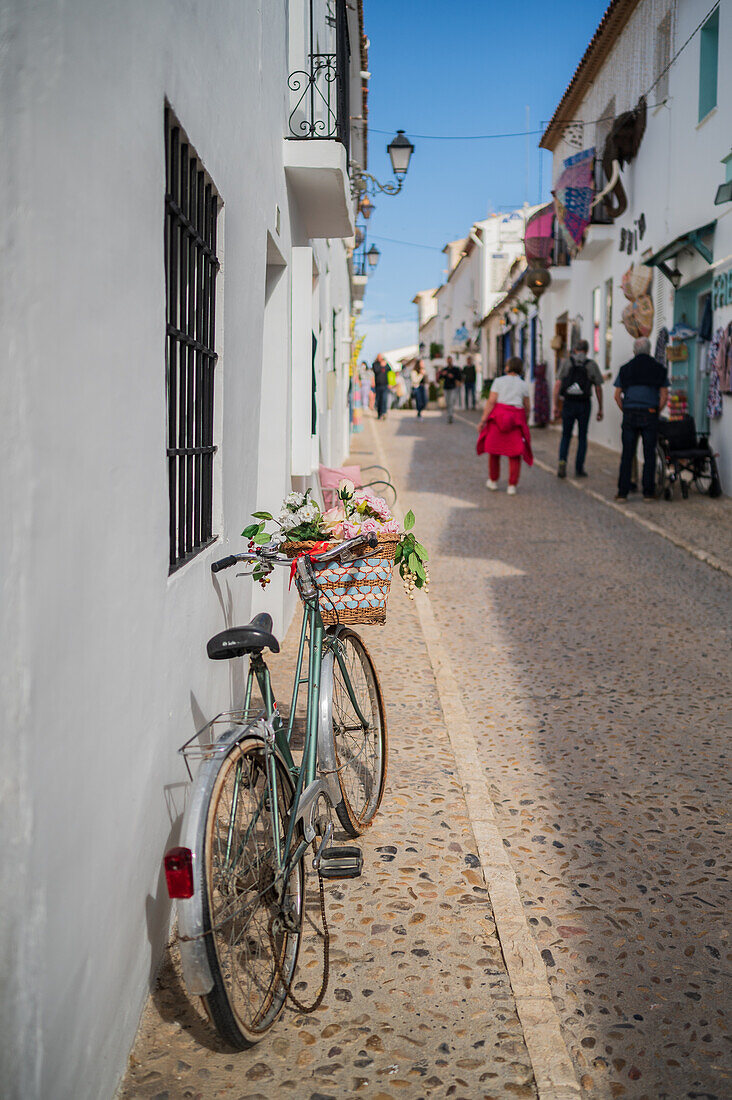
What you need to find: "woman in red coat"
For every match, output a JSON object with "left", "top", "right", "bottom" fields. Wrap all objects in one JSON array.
[{"left": 476, "top": 357, "right": 533, "bottom": 495}]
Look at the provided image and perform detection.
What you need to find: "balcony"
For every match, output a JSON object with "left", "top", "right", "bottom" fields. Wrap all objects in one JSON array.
[{"left": 284, "top": 0, "right": 354, "bottom": 239}]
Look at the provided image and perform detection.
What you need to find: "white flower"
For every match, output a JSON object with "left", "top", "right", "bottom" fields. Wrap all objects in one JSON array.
[
  {"left": 338, "top": 478, "right": 355, "bottom": 498},
  {"left": 284, "top": 491, "right": 305, "bottom": 509},
  {"left": 297, "top": 501, "right": 320, "bottom": 522},
  {"left": 279, "top": 511, "right": 299, "bottom": 531}
]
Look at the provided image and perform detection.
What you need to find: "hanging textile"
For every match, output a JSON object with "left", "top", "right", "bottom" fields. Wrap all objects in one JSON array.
[
  {"left": 654, "top": 326, "right": 669, "bottom": 365},
  {"left": 524, "top": 204, "right": 555, "bottom": 263},
  {"left": 707, "top": 363, "right": 723, "bottom": 418},
  {"left": 553, "top": 148, "right": 596, "bottom": 254}
]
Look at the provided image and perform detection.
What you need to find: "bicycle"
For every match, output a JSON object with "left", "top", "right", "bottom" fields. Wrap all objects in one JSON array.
[{"left": 164, "top": 532, "right": 388, "bottom": 1049}]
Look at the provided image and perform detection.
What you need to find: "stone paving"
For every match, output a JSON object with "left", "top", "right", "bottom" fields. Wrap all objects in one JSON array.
[
  {"left": 119, "top": 552, "right": 536, "bottom": 1097},
  {"left": 506, "top": 415, "right": 731, "bottom": 572},
  {"left": 354, "top": 406, "right": 731, "bottom": 1100}
]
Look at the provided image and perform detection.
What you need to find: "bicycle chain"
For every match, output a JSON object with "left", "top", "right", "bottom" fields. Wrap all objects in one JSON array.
[{"left": 267, "top": 846, "right": 330, "bottom": 1015}]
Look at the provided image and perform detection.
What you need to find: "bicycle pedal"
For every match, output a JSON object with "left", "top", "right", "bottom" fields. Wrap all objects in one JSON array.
[{"left": 317, "top": 845, "right": 363, "bottom": 879}]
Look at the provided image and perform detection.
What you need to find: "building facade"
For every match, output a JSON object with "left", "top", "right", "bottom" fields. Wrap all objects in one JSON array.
[
  {"left": 537, "top": 0, "right": 732, "bottom": 490},
  {"left": 0, "top": 2, "right": 366, "bottom": 1097}
]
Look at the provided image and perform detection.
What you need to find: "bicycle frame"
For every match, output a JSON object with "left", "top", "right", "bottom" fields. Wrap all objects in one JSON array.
[{"left": 243, "top": 578, "right": 371, "bottom": 898}]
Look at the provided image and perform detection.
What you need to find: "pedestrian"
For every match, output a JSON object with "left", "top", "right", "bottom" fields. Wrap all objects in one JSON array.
[
  {"left": 533, "top": 361, "right": 550, "bottom": 426},
  {"left": 463, "top": 356, "right": 477, "bottom": 410},
  {"left": 360, "top": 360, "right": 372, "bottom": 413},
  {"left": 613, "top": 336, "right": 669, "bottom": 502},
  {"left": 411, "top": 358, "right": 427, "bottom": 417},
  {"left": 553, "top": 338, "right": 604, "bottom": 478},
  {"left": 372, "top": 353, "right": 390, "bottom": 419},
  {"left": 476, "top": 357, "right": 533, "bottom": 495},
  {"left": 438, "top": 356, "right": 463, "bottom": 423}
]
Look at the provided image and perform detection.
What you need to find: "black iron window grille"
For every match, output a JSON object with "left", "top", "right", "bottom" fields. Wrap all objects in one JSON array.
[
  {"left": 287, "top": 0, "right": 350, "bottom": 160},
  {"left": 164, "top": 106, "right": 220, "bottom": 573}
]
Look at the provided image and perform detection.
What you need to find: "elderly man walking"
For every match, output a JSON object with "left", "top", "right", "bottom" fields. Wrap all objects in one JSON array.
[
  {"left": 614, "top": 337, "right": 669, "bottom": 502},
  {"left": 554, "top": 338, "right": 604, "bottom": 478}
]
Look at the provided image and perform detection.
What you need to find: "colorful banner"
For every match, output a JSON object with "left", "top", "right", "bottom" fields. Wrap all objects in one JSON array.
[{"left": 553, "top": 147, "right": 596, "bottom": 254}]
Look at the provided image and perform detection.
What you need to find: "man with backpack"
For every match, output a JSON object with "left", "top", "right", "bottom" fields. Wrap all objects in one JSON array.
[{"left": 553, "top": 338, "right": 604, "bottom": 478}]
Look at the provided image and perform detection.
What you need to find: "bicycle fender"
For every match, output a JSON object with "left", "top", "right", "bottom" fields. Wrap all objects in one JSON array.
[{"left": 176, "top": 722, "right": 271, "bottom": 995}]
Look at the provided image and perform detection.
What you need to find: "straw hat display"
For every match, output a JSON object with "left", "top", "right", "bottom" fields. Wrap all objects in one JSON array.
[
  {"left": 622, "top": 294, "right": 654, "bottom": 338},
  {"left": 621, "top": 262, "right": 653, "bottom": 301}
]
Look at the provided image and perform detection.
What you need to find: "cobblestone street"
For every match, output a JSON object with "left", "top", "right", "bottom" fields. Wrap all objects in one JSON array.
[{"left": 121, "top": 408, "right": 730, "bottom": 1100}]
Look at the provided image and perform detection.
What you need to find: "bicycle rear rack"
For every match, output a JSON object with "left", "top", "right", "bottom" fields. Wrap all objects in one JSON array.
[{"left": 178, "top": 709, "right": 267, "bottom": 780}]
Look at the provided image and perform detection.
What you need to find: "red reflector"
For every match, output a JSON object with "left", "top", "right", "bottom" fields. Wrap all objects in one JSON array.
[{"left": 164, "top": 847, "right": 194, "bottom": 899}]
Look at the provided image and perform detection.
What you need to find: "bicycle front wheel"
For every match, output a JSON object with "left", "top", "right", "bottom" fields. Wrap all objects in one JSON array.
[
  {"left": 328, "top": 628, "right": 387, "bottom": 836},
  {"left": 201, "top": 739, "right": 303, "bottom": 1048}
]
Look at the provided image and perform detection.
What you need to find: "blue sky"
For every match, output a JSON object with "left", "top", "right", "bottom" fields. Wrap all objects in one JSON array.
[{"left": 358, "top": 0, "right": 610, "bottom": 363}]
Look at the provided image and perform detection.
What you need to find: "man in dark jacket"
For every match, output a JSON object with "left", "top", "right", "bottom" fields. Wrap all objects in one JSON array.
[
  {"left": 463, "top": 356, "right": 477, "bottom": 410},
  {"left": 614, "top": 337, "right": 669, "bottom": 501},
  {"left": 372, "top": 353, "right": 390, "bottom": 419}
]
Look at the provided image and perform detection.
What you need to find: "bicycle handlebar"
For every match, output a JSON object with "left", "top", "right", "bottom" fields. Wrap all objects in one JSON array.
[
  {"left": 211, "top": 555, "right": 239, "bottom": 573},
  {"left": 210, "top": 532, "right": 379, "bottom": 575}
]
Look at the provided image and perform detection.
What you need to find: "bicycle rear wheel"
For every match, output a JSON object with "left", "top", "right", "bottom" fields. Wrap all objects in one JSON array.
[
  {"left": 201, "top": 739, "right": 303, "bottom": 1048},
  {"left": 328, "top": 628, "right": 387, "bottom": 836}
]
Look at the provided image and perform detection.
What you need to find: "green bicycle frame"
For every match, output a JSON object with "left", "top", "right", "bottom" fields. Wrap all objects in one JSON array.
[{"left": 244, "top": 602, "right": 368, "bottom": 873}]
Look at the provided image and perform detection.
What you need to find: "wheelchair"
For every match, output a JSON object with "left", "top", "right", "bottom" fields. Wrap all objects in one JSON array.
[{"left": 655, "top": 415, "right": 722, "bottom": 500}]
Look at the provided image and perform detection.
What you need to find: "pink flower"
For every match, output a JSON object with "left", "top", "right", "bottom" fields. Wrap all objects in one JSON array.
[
  {"left": 343, "top": 519, "right": 361, "bottom": 539},
  {"left": 380, "top": 518, "right": 400, "bottom": 534},
  {"left": 359, "top": 517, "right": 380, "bottom": 535},
  {"left": 321, "top": 505, "right": 345, "bottom": 534}
]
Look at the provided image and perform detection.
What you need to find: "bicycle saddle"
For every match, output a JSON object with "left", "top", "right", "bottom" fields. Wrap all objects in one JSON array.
[{"left": 206, "top": 613, "right": 280, "bottom": 659}]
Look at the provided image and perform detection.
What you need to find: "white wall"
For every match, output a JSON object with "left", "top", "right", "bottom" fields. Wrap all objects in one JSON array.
[{"left": 0, "top": 2, "right": 355, "bottom": 1097}]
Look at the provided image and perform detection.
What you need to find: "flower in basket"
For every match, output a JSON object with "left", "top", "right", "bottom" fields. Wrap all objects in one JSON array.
[{"left": 242, "top": 488, "right": 429, "bottom": 599}]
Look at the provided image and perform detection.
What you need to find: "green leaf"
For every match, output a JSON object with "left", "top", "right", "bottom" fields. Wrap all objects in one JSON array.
[
  {"left": 404, "top": 509, "right": 416, "bottom": 531},
  {"left": 251, "top": 510, "right": 273, "bottom": 521},
  {"left": 414, "top": 560, "right": 427, "bottom": 582},
  {"left": 414, "top": 541, "right": 429, "bottom": 560},
  {"left": 408, "top": 551, "right": 418, "bottom": 572},
  {"left": 253, "top": 532, "right": 270, "bottom": 545},
  {"left": 393, "top": 544, "right": 403, "bottom": 563},
  {"left": 242, "top": 523, "right": 260, "bottom": 538}
]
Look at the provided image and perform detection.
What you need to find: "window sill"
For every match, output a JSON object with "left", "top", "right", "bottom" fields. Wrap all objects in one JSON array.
[{"left": 697, "top": 105, "right": 718, "bottom": 130}]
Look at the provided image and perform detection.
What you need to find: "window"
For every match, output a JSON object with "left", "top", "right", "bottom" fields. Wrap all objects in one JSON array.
[
  {"left": 655, "top": 11, "right": 671, "bottom": 103},
  {"left": 699, "top": 6, "right": 719, "bottom": 122},
  {"left": 604, "top": 278, "right": 613, "bottom": 372},
  {"left": 164, "top": 107, "right": 221, "bottom": 573},
  {"left": 592, "top": 286, "right": 601, "bottom": 356}
]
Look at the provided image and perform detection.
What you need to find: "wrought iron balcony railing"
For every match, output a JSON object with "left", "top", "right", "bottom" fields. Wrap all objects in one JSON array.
[{"left": 287, "top": 0, "right": 350, "bottom": 160}]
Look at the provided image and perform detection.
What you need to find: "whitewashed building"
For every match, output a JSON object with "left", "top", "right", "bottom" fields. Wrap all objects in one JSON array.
[
  {"left": 536, "top": 0, "right": 732, "bottom": 490},
  {"left": 0, "top": 2, "right": 367, "bottom": 1098},
  {"left": 413, "top": 209, "right": 539, "bottom": 386}
]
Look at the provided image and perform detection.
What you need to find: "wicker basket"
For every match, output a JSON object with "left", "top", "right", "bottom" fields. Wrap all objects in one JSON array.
[{"left": 283, "top": 535, "right": 401, "bottom": 625}]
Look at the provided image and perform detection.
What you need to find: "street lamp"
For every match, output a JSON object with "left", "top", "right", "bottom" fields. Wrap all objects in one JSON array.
[
  {"left": 386, "top": 130, "right": 415, "bottom": 179},
  {"left": 360, "top": 195, "right": 374, "bottom": 220},
  {"left": 367, "top": 244, "right": 381, "bottom": 269},
  {"left": 350, "top": 129, "right": 415, "bottom": 199},
  {"left": 525, "top": 264, "right": 551, "bottom": 302}
]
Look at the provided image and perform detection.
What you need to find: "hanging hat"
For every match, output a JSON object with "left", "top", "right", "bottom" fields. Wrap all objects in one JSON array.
[
  {"left": 621, "top": 263, "right": 652, "bottom": 301},
  {"left": 622, "top": 294, "right": 654, "bottom": 338}
]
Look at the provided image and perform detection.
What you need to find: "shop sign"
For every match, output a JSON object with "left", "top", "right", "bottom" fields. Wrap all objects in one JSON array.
[
  {"left": 667, "top": 344, "right": 688, "bottom": 361},
  {"left": 712, "top": 265, "right": 732, "bottom": 308},
  {"left": 618, "top": 213, "right": 647, "bottom": 255}
]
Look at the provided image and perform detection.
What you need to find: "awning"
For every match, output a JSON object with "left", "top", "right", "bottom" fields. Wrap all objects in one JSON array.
[{"left": 645, "top": 220, "right": 716, "bottom": 284}]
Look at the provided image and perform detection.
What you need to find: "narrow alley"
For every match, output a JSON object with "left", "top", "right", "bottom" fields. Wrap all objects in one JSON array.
[{"left": 121, "top": 408, "right": 730, "bottom": 1100}]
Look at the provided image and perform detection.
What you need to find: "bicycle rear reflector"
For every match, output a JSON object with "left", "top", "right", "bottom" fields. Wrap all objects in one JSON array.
[{"left": 164, "top": 847, "right": 194, "bottom": 898}]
